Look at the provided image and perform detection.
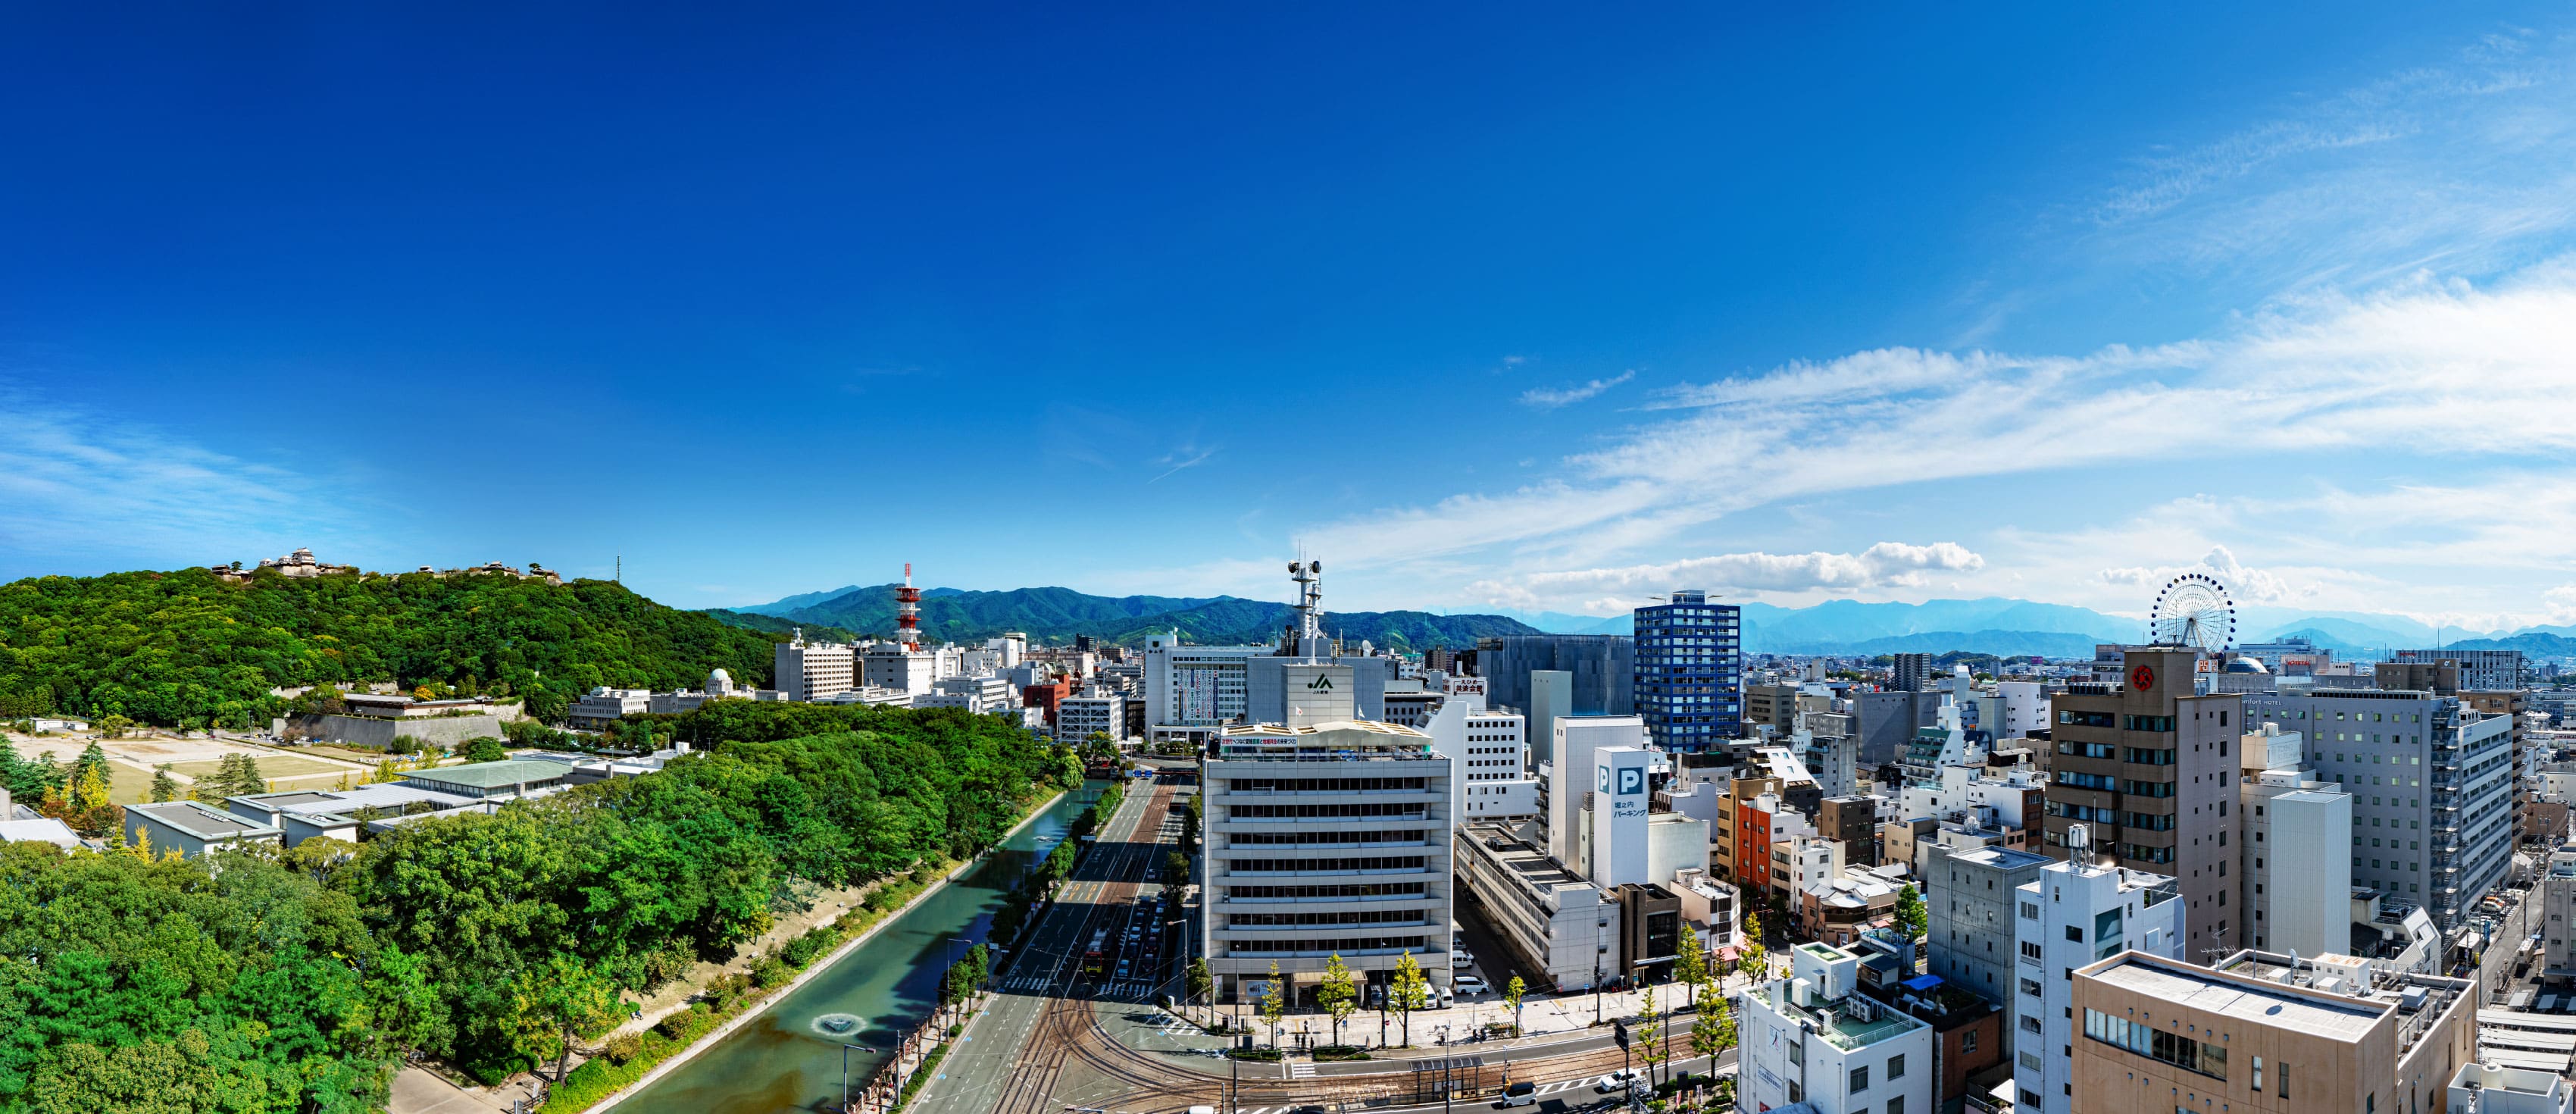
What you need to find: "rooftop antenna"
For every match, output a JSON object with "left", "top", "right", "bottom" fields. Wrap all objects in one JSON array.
[
  {"left": 895, "top": 563, "right": 922, "bottom": 651},
  {"left": 615, "top": 555, "right": 621, "bottom": 584}
]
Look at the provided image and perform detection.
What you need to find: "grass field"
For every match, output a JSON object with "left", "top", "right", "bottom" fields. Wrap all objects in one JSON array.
[{"left": 163, "top": 755, "right": 365, "bottom": 793}]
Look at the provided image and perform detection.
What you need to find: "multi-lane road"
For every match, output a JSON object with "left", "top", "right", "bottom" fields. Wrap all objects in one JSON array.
[{"left": 917, "top": 767, "right": 1735, "bottom": 1114}]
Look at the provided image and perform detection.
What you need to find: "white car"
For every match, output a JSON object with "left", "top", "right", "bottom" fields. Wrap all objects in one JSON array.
[
  {"left": 1595, "top": 1069, "right": 1642, "bottom": 1094},
  {"left": 1455, "top": 975, "right": 1489, "bottom": 994},
  {"left": 1450, "top": 949, "right": 1473, "bottom": 965}
]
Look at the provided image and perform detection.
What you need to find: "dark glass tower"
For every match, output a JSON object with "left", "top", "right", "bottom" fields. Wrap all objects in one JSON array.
[{"left": 1631, "top": 590, "right": 1740, "bottom": 752}]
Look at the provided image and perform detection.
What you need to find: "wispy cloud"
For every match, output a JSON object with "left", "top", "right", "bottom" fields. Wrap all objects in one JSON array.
[
  {"left": 1518, "top": 370, "right": 1634, "bottom": 409},
  {"left": 1468, "top": 542, "right": 1985, "bottom": 611},
  {"left": 1150, "top": 444, "right": 1218, "bottom": 483},
  {"left": 1274, "top": 260, "right": 2576, "bottom": 610},
  {"left": 0, "top": 381, "right": 374, "bottom": 569}
]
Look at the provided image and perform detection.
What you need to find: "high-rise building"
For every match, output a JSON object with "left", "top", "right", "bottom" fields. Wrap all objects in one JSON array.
[
  {"left": 1197, "top": 719, "right": 1454, "bottom": 1004},
  {"left": 2038, "top": 646, "right": 2241, "bottom": 961},
  {"left": 1632, "top": 591, "right": 1741, "bottom": 752},
  {"left": 2241, "top": 687, "right": 2515, "bottom": 931},
  {"left": 2070, "top": 950, "right": 2474, "bottom": 1114},
  {"left": 1475, "top": 634, "right": 1634, "bottom": 720},
  {"left": 2011, "top": 827, "right": 2182, "bottom": 1114},
  {"left": 1890, "top": 652, "right": 1932, "bottom": 693},
  {"left": 2397, "top": 647, "right": 2522, "bottom": 690}
]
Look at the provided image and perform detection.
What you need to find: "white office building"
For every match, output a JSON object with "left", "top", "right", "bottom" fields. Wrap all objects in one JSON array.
[
  {"left": 775, "top": 634, "right": 856, "bottom": 702},
  {"left": 1426, "top": 699, "right": 1537, "bottom": 821},
  {"left": 1197, "top": 718, "right": 1455, "bottom": 1003},
  {"left": 1149, "top": 634, "right": 1267, "bottom": 732},
  {"left": 1543, "top": 715, "right": 1651, "bottom": 866},
  {"left": 1736, "top": 941, "right": 1934, "bottom": 1114},
  {"left": 2237, "top": 723, "right": 2351, "bottom": 958},
  {"left": 2010, "top": 825, "right": 2182, "bottom": 1114}
]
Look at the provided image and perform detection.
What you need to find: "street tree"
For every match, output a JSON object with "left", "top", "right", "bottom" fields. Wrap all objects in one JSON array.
[
  {"left": 148, "top": 764, "right": 180, "bottom": 803},
  {"left": 1674, "top": 924, "right": 1707, "bottom": 1010},
  {"left": 1317, "top": 953, "right": 1358, "bottom": 1048},
  {"left": 1260, "top": 961, "right": 1287, "bottom": 1050},
  {"left": 1687, "top": 980, "right": 1734, "bottom": 1113},
  {"left": 508, "top": 953, "right": 624, "bottom": 1083},
  {"left": 1503, "top": 974, "right": 1527, "bottom": 1036},
  {"left": 1740, "top": 911, "right": 1770, "bottom": 984},
  {"left": 1186, "top": 956, "right": 1215, "bottom": 1025},
  {"left": 1389, "top": 950, "right": 1431, "bottom": 1047},
  {"left": 1637, "top": 983, "right": 1666, "bottom": 1087}
]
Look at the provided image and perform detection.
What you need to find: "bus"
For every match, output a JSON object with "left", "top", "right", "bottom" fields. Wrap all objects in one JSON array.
[{"left": 1085, "top": 930, "right": 1108, "bottom": 975}]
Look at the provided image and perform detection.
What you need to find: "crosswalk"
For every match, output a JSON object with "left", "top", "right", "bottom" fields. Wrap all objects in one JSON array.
[
  {"left": 1286, "top": 1060, "right": 1315, "bottom": 1079},
  {"left": 996, "top": 975, "right": 1158, "bottom": 998},
  {"left": 1154, "top": 1015, "right": 1199, "bottom": 1036}
]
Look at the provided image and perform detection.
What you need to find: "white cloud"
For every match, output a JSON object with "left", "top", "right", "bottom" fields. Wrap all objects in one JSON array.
[
  {"left": 2098, "top": 545, "right": 2307, "bottom": 605},
  {"left": 1518, "top": 370, "right": 1635, "bottom": 409},
  {"left": 1467, "top": 542, "right": 1984, "bottom": 610},
  {"left": 0, "top": 383, "right": 374, "bottom": 569}
]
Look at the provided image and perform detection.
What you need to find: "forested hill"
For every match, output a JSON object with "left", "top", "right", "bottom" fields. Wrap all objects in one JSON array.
[
  {"left": 0, "top": 567, "right": 780, "bottom": 727},
  {"left": 719, "top": 582, "right": 1540, "bottom": 649}
]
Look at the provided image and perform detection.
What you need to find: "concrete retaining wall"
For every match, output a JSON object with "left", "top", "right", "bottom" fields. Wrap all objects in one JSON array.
[{"left": 289, "top": 713, "right": 506, "bottom": 750}]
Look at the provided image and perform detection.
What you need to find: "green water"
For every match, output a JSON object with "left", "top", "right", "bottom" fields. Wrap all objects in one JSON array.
[{"left": 613, "top": 781, "right": 1103, "bottom": 1114}]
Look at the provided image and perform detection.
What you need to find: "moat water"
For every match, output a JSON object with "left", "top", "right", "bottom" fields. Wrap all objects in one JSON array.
[{"left": 612, "top": 781, "right": 1104, "bottom": 1114}]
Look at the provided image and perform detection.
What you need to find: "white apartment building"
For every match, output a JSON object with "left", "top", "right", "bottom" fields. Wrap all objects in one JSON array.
[
  {"left": 861, "top": 643, "right": 955, "bottom": 696},
  {"left": 1055, "top": 691, "right": 1127, "bottom": 744},
  {"left": 921, "top": 674, "right": 1019, "bottom": 715},
  {"left": 2243, "top": 687, "right": 2516, "bottom": 930},
  {"left": 2011, "top": 825, "right": 2183, "bottom": 1114},
  {"left": 1455, "top": 821, "right": 1618, "bottom": 991},
  {"left": 568, "top": 687, "right": 652, "bottom": 729},
  {"left": 1197, "top": 719, "right": 1455, "bottom": 1004},
  {"left": 1737, "top": 941, "right": 1934, "bottom": 1114},
  {"left": 1544, "top": 715, "right": 1652, "bottom": 865},
  {"left": 775, "top": 634, "right": 856, "bottom": 702}
]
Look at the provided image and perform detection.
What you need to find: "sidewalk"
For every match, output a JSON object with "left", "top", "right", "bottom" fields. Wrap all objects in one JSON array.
[{"left": 1192, "top": 971, "right": 1757, "bottom": 1061}]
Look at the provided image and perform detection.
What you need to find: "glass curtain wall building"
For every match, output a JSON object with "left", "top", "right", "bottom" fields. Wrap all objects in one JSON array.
[{"left": 1632, "top": 590, "right": 1740, "bottom": 752}]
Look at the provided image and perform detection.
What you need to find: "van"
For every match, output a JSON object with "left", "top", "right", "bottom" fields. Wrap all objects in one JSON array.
[{"left": 1496, "top": 1081, "right": 1537, "bottom": 1107}]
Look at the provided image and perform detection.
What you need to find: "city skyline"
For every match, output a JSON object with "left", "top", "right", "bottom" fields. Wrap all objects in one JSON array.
[{"left": 7, "top": 6, "right": 2576, "bottom": 627}]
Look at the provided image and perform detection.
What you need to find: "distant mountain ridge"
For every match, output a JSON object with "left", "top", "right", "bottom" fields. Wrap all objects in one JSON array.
[
  {"left": 715, "top": 584, "right": 1540, "bottom": 650},
  {"left": 722, "top": 584, "right": 2576, "bottom": 660}
]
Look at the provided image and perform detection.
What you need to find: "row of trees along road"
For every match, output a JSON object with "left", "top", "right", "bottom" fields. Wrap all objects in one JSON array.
[{"left": 0, "top": 700, "right": 1078, "bottom": 1112}]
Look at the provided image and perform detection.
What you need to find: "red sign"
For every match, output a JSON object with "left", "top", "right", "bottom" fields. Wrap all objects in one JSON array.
[{"left": 2129, "top": 665, "right": 2155, "bottom": 690}]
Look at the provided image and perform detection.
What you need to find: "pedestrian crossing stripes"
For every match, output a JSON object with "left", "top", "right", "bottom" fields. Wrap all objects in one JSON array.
[{"left": 1287, "top": 1061, "right": 1315, "bottom": 1078}]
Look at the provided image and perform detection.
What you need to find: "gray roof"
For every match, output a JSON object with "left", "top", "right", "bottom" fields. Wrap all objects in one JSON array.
[
  {"left": 132, "top": 800, "right": 281, "bottom": 840},
  {"left": 399, "top": 759, "right": 569, "bottom": 790}
]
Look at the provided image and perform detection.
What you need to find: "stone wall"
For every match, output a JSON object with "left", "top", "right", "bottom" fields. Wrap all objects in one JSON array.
[{"left": 288, "top": 713, "right": 506, "bottom": 750}]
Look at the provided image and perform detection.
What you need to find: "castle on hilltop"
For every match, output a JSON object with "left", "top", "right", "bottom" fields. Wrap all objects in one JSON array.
[{"left": 209, "top": 548, "right": 562, "bottom": 586}]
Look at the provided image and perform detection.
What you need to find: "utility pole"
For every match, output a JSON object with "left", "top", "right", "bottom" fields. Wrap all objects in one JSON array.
[{"left": 839, "top": 1044, "right": 876, "bottom": 1112}]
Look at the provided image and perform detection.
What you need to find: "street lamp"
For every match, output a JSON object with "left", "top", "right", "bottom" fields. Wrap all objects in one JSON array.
[{"left": 839, "top": 1043, "right": 877, "bottom": 1112}]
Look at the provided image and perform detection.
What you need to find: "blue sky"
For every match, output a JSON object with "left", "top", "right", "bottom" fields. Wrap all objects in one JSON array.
[{"left": 6, "top": 5, "right": 2576, "bottom": 627}]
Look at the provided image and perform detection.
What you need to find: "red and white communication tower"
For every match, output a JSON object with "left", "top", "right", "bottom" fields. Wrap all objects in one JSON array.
[{"left": 895, "top": 563, "right": 923, "bottom": 649}]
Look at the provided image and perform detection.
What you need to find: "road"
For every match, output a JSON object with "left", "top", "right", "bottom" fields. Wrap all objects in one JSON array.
[
  {"left": 916, "top": 775, "right": 1179, "bottom": 1114},
  {"left": 921, "top": 767, "right": 1743, "bottom": 1114}
]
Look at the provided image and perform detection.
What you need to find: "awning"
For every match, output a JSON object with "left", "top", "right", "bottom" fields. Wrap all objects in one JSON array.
[{"left": 1902, "top": 974, "right": 1944, "bottom": 991}]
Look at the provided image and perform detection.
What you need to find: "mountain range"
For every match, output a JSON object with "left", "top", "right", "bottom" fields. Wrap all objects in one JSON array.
[
  {"left": 717, "top": 584, "right": 1540, "bottom": 650},
  {"left": 714, "top": 584, "right": 2576, "bottom": 661}
]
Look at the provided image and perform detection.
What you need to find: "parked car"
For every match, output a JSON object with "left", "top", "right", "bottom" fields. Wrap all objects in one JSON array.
[
  {"left": 1455, "top": 975, "right": 1489, "bottom": 994},
  {"left": 1496, "top": 1081, "right": 1537, "bottom": 1107},
  {"left": 1451, "top": 949, "right": 1474, "bottom": 965}
]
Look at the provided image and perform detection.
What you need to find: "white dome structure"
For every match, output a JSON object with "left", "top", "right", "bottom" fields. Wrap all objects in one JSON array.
[{"left": 707, "top": 667, "right": 736, "bottom": 695}]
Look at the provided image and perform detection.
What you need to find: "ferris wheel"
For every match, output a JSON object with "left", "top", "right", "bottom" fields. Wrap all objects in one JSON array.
[{"left": 2150, "top": 573, "right": 2235, "bottom": 654}]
